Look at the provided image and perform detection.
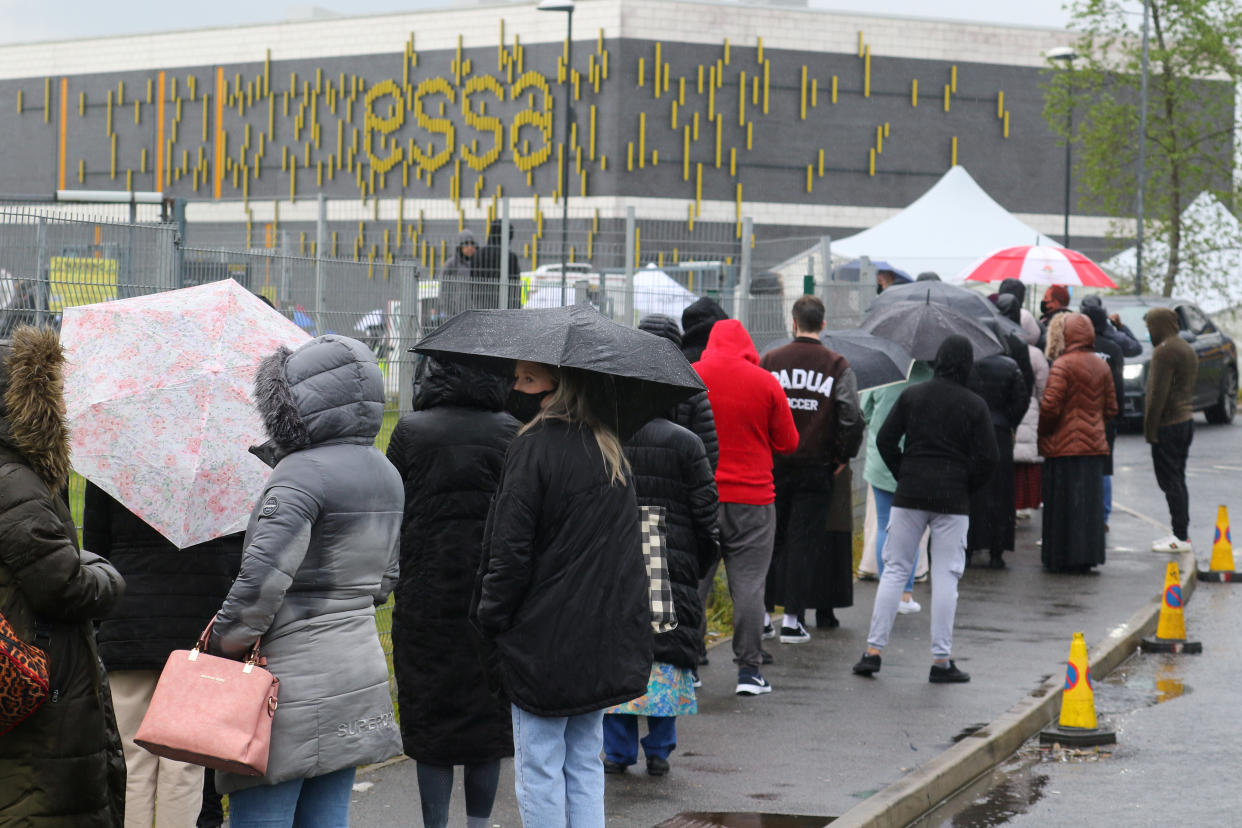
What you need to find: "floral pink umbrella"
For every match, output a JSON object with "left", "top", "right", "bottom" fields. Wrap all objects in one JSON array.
[
  {"left": 61, "top": 279, "right": 310, "bottom": 548},
  {"left": 958, "top": 245, "right": 1117, "bottom": 287}
]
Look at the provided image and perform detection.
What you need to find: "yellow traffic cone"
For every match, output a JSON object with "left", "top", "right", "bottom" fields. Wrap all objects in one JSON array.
[
  {"left": 1141, "top": 561, "right": 1203, "bottom": 654},
  {"left": 1199, "top": 506, "right": 1242, "bottom": 582},
  {"left": 1040, "top": 632, "right": 1115, "bottom": 746}
]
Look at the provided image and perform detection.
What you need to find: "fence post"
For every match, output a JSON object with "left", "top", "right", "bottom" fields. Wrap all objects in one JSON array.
[
  {"left": 624, "top": 206, "right": 635, "bottom": 325},
  {"left": 127, "top": 198, "right": 137, "bottom": 291},
  {"left": 819, "top": 234, "right": 832, "bottom": 311},
  {"left": 398, "top": 262, "right": 418, "bottom": 415},
  {"left": 499, "top": 197, "right": 510, "bottom": 309},
  {"left": 737, "top": 216, "right": 753, "bottom": 331},
  {"left": 34, "top": 217, "right": 48, "bottom": 327},
  {"left": 280, "top": 229, "right": 293, "bottom": 324},
  {"left": 173, "top": 199, "right": 187, "bottom": 289},
  {"left": 315, "top": 193, "right": 327, "bottom": 328}
]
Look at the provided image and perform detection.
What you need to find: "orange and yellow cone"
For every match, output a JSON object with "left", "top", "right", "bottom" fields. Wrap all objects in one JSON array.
[
  {"left": 1198, "top": 506, "right": 1241, "bottom": 582},
  {"left": 1141, "top": 561, "right": 1203, "bottom": 654},
  {"left": 1040, "top": 632, "right": 1115, "bottom": 746}
]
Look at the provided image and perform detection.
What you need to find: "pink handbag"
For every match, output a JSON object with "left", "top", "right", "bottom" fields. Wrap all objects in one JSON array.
[{"left": 134, "top": 619, "right": 280, "bottom": 776}]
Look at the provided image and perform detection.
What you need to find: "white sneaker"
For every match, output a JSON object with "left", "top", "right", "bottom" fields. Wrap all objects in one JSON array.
[
  {"left": 1151, "top": 535, "right": 1192, "bottom": 553},
  {"left": 897, "top": 598, "right": 921, "bottom": 615}
]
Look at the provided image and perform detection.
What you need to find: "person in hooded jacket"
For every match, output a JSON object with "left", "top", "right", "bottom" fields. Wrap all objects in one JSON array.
[
  {"left": 0, "top": 326, "right": 127, "bottom": 828},
  {"left": 680, "top": 297, "right": 729, "bottom": 363},
  {"left": 208, "top": 335, "right": 404, "bottom": 826},
  {"left": 1038, "top": 314, "right": 1118, "bottom": 573},
  {"left": 473, "top": 219, "right": 524, "bottom": 310},
  {"left": 966, "top": 347, "right": 1028, "bottom": 569},
  {"left": 472, "top": 361, "right": 651, "bottom": 828},
  {"left": 1081, "top": 294, "right": 1142, "bottom": 357},
  {"left": 83, "top": 482, "right": 242, "bottom": 828},
  {"left": 852, "top": 336, "right": 997, "bottom": 685},
  {"left": 386, "top": 356, "right": 518, "bottom": 828},
  {"left": 602, "top": 410, "right": 719, "bottom": 777},
  {"left": 1080, "top": 302, "right": 1126, "bottom": 533},
  {"left": 1013, "top": 310, "right": 1050, "bottom": 514},
  {"left": 637, "top": 313, "right": 719, "bottom": 471},
  {"left": 692, "top": 320, "right": 799, "bottom": 695},
  {"left": 439, "top": 229, "right": 479, "bottom": 319},
  {"left": 1144, "top": 307, "right": 1199, "bottom": 553}
]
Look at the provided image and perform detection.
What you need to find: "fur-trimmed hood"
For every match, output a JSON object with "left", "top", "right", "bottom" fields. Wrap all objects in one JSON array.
[
  {"left": 254, "top": 334, "right": 385, "bottom": 451},
  {"left": 0, "top": 326, "right": 70, "bottom": 490}
]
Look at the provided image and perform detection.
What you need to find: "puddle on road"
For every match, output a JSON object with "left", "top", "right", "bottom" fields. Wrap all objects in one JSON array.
[
  {"left": 655, "top": 814, "right": 835, "bottom": 827},
  {"left": 908, "top": 747, "right": 1048, "bottom": 828},
  {"left": 1094, "top": 654, "right": 1191, "bottom": 714}
]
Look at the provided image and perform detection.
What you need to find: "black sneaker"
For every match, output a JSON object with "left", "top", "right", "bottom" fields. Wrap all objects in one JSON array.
[
  {"left": 929, "top": 660, "right": 971, "bottom": 683},
  {"left": 603, "top": 760, "right": 628, "bottom": 774},
  {"left": 691, "top": 669, "right": 702, "bottom": 689},
  {"left": 646, "top": 756, "right": 670, "bottom": 776},
  {"left": 852, "top": 652, "right": 881, "bottom": 676},
  {"left": 761, "top": 623, "right": 777, "bottom": 640},
  {"left": 735, "top": 671, "right": 773, "bottom": 695},
  {"left": 698, "top": 653, "right": 709, "bottom": 666},
  {"left": 779, "top": 622, "right": 811, "bottom": 644}
]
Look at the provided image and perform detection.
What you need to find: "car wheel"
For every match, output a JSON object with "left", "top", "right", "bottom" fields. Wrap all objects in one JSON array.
[{"left": 1205, "top": 368, "right": 1238, "bottom": 425}]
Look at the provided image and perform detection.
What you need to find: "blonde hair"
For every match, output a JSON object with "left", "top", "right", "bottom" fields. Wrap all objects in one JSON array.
[
  {"left": 1044, "top": 312, "right": 1071, "bottom": 362},
  {"left": 519, "top": 365, "right": 630, "bottom": 486}
]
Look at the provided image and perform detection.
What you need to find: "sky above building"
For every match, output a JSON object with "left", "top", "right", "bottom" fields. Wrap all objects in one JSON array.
[{"left": 2, "top": 0, "right": 1076, "bottom": 45}]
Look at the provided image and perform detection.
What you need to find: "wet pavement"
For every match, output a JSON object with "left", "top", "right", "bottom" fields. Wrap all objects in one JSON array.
[{"left": 345, "top": 420, "right": 1238, "bottom": 827}]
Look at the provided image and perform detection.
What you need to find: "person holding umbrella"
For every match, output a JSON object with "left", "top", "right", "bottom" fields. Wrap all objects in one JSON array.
[
  {"left": 852, "top": 336, "right": 997, "bottom": 684},
  {"left": 472, "top": 360, "right": 652, "bottom": 828}
]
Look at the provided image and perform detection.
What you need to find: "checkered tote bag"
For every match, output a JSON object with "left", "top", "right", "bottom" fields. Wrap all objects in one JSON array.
[{"left": 639, "top": 506, "right": 678, "bottom": 634}]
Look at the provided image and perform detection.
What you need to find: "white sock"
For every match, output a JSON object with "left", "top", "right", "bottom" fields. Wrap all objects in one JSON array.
[
  {"left": 783, "top": 613, "right": 799, "bottom": 629},
  {"left": 764, "top": 612, "right": 771, "bottom": 626}
]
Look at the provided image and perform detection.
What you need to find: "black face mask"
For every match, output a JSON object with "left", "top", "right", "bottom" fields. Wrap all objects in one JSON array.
[
  {"left": 506, "top": 389, "right": 552, "bottom": 423},
  {"left": 876, "top": 282, "right": 885, "bottom": 295},
  {"left": 1040, "top": 301, "right": 1052, "bottom": 316}
]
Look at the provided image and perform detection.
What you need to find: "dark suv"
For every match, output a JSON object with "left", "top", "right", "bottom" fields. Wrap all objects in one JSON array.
[{"left": 1106, "top": 296, "right": 1237, "bottom": 426}]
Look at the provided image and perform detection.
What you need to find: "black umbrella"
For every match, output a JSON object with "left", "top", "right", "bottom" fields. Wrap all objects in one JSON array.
[
  {"left": 411, "top": 303, "right": 705, "bottom": 438},
  {"left": 860, "top": 300, "right": 1002, "bottom": 361},
  {"left": 761, "top": 329, "right": 914, "bottom": 391},
  {"left": 867, "top": 280, "right": 1023, "bottom": 339}
]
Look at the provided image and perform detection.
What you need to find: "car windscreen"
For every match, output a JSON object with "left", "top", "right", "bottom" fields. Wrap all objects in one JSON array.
[{"left": 1113, "top": 305, "right": 1154, "bottom": 342}]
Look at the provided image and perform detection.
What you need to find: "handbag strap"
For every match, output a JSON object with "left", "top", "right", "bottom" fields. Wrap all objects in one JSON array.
[{"left": 195, "top": 617, "right": 263, "bottom": 665}]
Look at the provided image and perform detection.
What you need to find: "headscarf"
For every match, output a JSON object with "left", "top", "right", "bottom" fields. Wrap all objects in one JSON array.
[{"left": 933, "top": 334, "right": 974, "bottom": 386}]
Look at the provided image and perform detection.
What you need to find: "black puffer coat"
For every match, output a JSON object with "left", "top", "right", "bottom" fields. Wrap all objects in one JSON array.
[
  {"left": 85, "top": 482, "right": 242, "bottom": 671},
  {"left": 968, "top": 354, "right": 1029, "bottom": 431},
  {"left": 0, "top": 327, "right": 126, "bottom": 828},
  {"left": 472, "top": 419, "right": 652, "bottom": 716},
  {"left": 639, "top": 314, "right": 719, "bottom": 470},
  {"left": 623, "top": 417, "right": 719, "bottom": 670},
  {"left": 387, "top": 358, "right": 517, "bottom": 765}
]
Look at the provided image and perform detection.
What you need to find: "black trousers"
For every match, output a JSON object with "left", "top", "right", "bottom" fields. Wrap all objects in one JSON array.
[
  {"left": 766, "top": 467, "right": 833, "bottom": 617},
  {"left": 1152, "top": 419, "right": 1193, "bottom": 540}
]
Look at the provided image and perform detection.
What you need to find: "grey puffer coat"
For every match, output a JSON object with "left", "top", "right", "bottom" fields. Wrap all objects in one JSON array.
[{"left": 210, "top": 335, "right": 404, "bottom": 794}]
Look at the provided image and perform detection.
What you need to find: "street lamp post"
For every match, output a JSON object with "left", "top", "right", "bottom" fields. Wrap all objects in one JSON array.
[
  {"left": 537, "top": 0, "right": 575, "bottom": 306},
  {"left": 1048, "top": 47, "right": 1077, "bottom": 249}
]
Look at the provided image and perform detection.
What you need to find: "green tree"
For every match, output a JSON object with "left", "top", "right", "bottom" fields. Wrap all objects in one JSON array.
[{"left": 1044, "top": 0, "right": 1242, "bottom": 297}]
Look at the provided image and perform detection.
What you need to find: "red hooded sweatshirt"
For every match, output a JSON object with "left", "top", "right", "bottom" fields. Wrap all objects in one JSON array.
[{"left": 693, "top": 319, "right": 799, "bottom": 505}]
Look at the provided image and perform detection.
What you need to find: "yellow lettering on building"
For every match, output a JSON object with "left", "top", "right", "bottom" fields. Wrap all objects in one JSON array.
[
  {"left": 462, "top": 75, "right": 505, "bottom": 172},
  {"left": 410, "top": 77, "right": 455, "bottom": 173},
  {"left": 363, "top": 79, "right": 405, "bottom": 175},
  {"left": 510, "top": 72, "right": 552, "bottom": 172}
]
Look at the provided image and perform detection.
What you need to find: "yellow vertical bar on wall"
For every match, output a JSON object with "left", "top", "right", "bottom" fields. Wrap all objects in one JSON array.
[
  {"left": 639, "top": 112, "right": 646, "bottom": 168},
  {"left": 78, "top": 159, "right": 84, "bottom": 183},
  {"left": 682, "top": 126, "right": 690, "bottom": 180},
  {"left": 818, "top": 148, "right": 824, "bottom": 176},
  {"left": 739, "top": 71, "right": 746, "bottom": 126},
  {"left": 869, "top": 147, "right": 875, "bottom": 176},
  {"left": 695, "top": 163, "right": 702, "bottom": 216},
  {"left": 155, "top": 71, "right": 166, "bottom": 192},
  {"left": 654, "top": 43, "right": 661, "bottom": 98},
  {"left": 799, "top": 66, "right": 806, "bottom": 120},
  {"left": 857, "top": 31, "right": 864, "bottom": 58},
  {"left": 762, "top": 60, "right": 769, "bottom": 113},
  {"left": 832, "top": 75, "right": 838, "bottom": 103},
  {"left": 57, "top": 78, "right": 67, "bottom": 190},
  {"left": 1003, "top": 111, "right": 1010, "bottom": 138},
  {"left": 589, "top": 105, "right": 597, "bottom": 159},
  {"left": 723, "top": 37, "right": 730, "bottom": 65},
  {"left": 997, "top": 90, "right": 1004, "bottom": 118},
  {"left": 638, "top": 58, "right": 645, "bottom": 87},
  {"left": 715, "top": 114, "right": 722, "bottom": 167},
  {"left": 876, "top": 125, "right": 883, "bottom": 154},
  {"left": 693, "top": 112, "right": 699, "bottom": 141},
  {"left": 806, "top": 165, "right": 812, "bottom": 193},
  {"left": 746, "top": 121, "right": 752, "bottom": 150},
  {"left": 679, "top": 76, "right": 685, "bottom": 106},
  {"left": 697, "top": 65, "right": 704, "bottom": 95},
  {"left": 811, "top": 78, "right": 818, "bottom": 107},
  {"left": 708, "top": 67, "right": 715, "bottom": 120},
  {"left": 951, "top": 65, "right": 958, "bottom": 93},
  {"left": 671, "top": 100, "right": 678, "bottom": 129},
  {"left": 864, "top": 46, "right": 871, "bottom": 97},
  {"left": 627, "top": 141, "right": 633, "bottom": 171},
  {"left": 43, "top": 77, "right": 50, "bottom": 123},
  {"left": 912, "top": 78, "right": 918, "bottom": 107},
  {"left": 757, "top": 36, "right": 764, "bottom": 64},
  {"left": 213, "top": 66, "right": 225, "bottom": 199},
  {"left": 944, "top": 84, "right": 951, "bottom": 112},
  {"left": 730, "top": 147, "right": 737, "bottom": 176},
  {"left": 951, "top": 136, "right": 958, "bottom": 165}
]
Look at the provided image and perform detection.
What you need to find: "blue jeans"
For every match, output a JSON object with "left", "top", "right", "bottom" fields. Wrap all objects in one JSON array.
[
  {"left": 1102, "top": 474, "right": 1112, "bottom": 525},
  {"left": 511, "top": 705, "right": 604, "bottom": 828},
  {"left": 874, "top": 487, "right": 916, "bottom": 592},
  {"left": 226, "top": 767, "right": 355, "bottom": 828},
  {"left": 602, "top": 714, "right": 677, "bottom": 765}
]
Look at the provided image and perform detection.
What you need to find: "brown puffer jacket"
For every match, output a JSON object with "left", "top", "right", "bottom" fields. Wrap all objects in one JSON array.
[{"left": 1038, "top": 313, "right": 1119, "bottom": 458}]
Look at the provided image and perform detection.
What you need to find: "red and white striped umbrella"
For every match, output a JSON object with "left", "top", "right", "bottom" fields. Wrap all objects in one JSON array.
[{"left": 958, "top": 245, "right": 1117, "bottom": 288}]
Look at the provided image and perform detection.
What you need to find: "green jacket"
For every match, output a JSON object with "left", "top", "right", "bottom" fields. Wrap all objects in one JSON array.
[
  {"left": 1144, "top": 307, "right": 1198, "bottom": 443},
  {"left": 0, "top": 327, "right": 126, "bottom": 828},
  {"left": 861, "top": 361, "right": 934, "bottom": 493}
]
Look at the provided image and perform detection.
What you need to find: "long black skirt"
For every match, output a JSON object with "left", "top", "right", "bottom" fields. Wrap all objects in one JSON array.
[
  {"left": 968, "top": 426, "right": 1016, "bottom": 553},
  {"left": 1041, "top": 455, "right": 1107, "bottom": 571},
  {"left": 812, "top": 531, "right": 855, "bottom": 611}
]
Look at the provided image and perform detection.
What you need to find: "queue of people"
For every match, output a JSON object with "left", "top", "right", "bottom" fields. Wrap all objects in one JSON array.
[{"left": 0, "top": 267, "right": 1201, "bottom": 828}]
